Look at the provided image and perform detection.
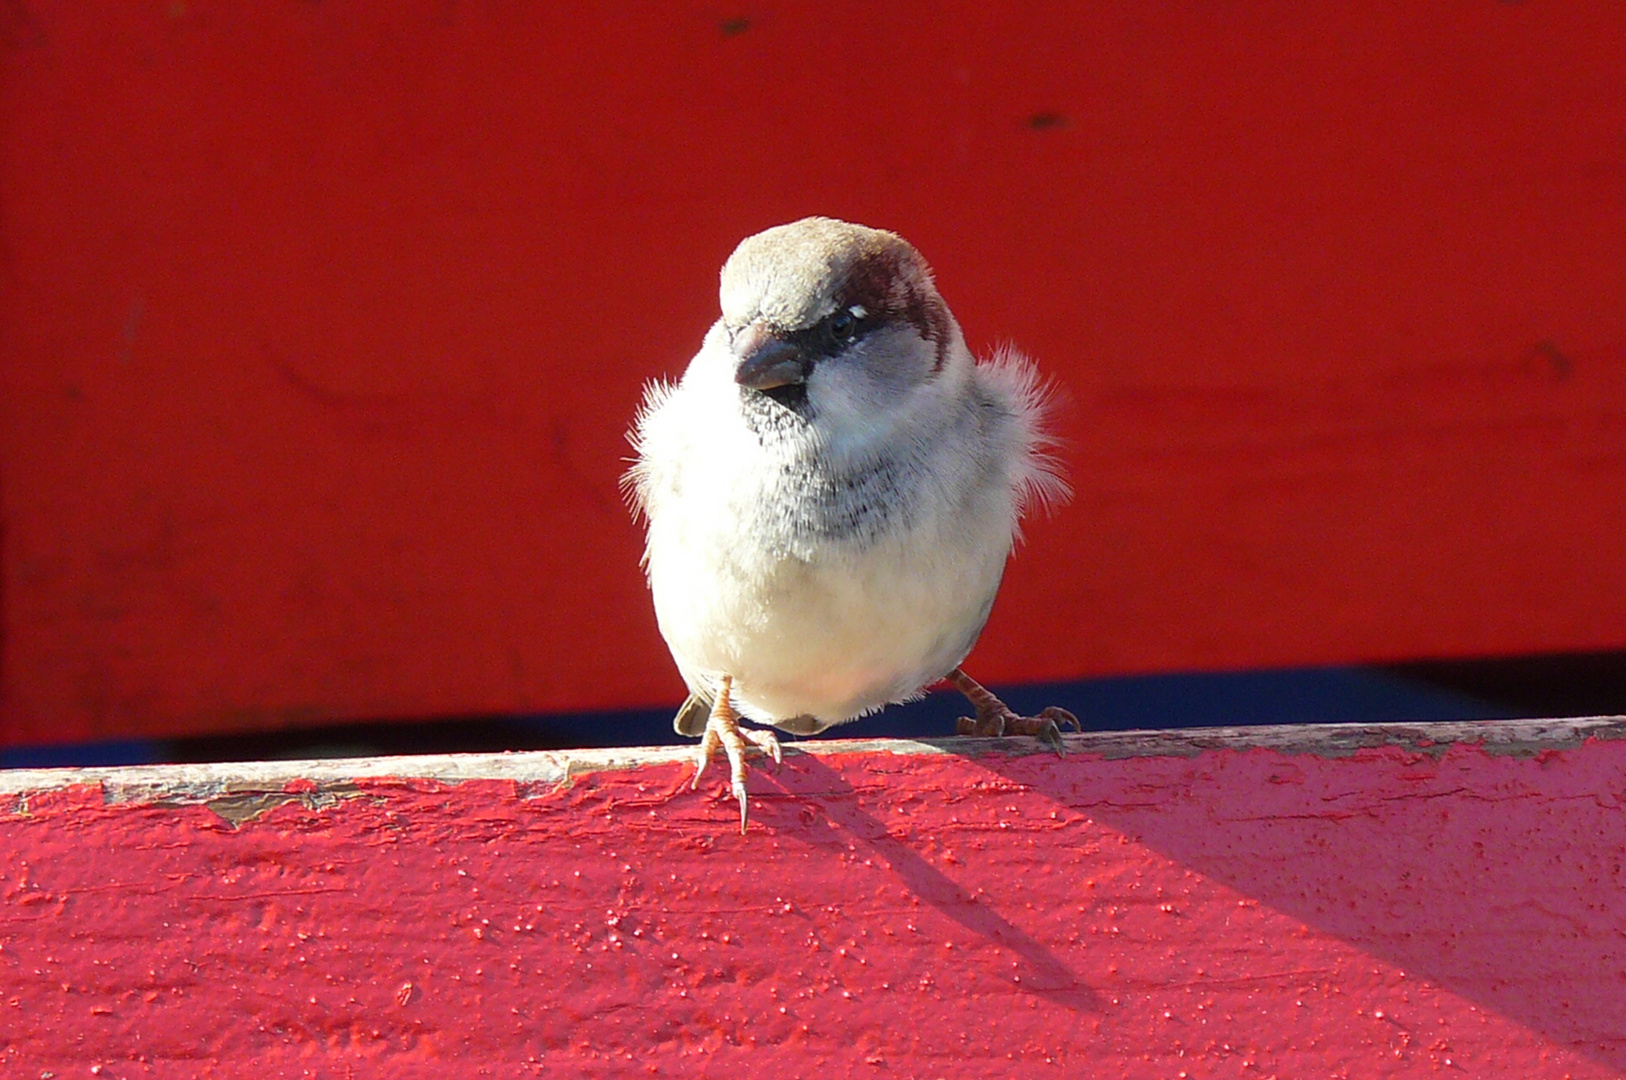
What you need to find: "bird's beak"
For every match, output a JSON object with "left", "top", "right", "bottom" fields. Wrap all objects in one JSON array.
[{"left": 733, "top": 324, "right": 810, "bottom": 390}]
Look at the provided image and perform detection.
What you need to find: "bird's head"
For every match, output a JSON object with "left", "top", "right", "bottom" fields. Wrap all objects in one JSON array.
[{"left": 717, "top": 217, "right": 963, "bottom": 444}]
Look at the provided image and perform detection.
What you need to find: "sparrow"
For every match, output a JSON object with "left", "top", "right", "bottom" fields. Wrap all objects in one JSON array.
[{"left": 626, "top": 217, "right": 1078, "bottom": 831}]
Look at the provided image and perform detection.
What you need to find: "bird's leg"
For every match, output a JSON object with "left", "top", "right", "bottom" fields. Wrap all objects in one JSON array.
[
  {"left": 946, "top": 667, "right": 1082, "bottom": 756},
  {"left": 691, "top": 675, "right": 783, "bottom": 833}
]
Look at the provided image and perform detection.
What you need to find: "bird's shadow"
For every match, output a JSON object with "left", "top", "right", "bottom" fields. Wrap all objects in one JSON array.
[
  {"left": 744, "top": 749, "right": 1100, "bottom": 1012},
  {"left": 955, "top": 730, "right": 1626, "bottom": 1076}
]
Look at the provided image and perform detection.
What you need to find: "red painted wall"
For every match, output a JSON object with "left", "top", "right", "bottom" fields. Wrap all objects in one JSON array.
[
  {"left": 3, "top": 732, "right": 1624, "bottom": 1074},
  {"left": 4, "top": 3, "right": 1625, "bottom": 742}
]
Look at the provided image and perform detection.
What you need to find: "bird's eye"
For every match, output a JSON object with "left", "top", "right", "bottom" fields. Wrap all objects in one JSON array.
[{"left": 828, "top": 309, "right": 860, "bottom": 344}]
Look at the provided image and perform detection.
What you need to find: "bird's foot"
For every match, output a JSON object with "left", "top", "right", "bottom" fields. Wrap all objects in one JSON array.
[
  {"left": 691, "top": 675, "right": 782, "bottom": 833},
  {"left": 956, "top": 706, "right": 1082, "bottom": 754},
  {"left": 946, "top": 668, "right": 1082, "bottom": 756}
]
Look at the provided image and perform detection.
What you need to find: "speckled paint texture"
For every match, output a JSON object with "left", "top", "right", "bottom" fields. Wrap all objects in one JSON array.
[{"left": 3, "top": 733, "right": 1624, "bottom": 1076}]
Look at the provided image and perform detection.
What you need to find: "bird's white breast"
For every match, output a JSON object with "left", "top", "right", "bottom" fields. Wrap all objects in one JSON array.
[{"left": 632, "top": 332, "right": 1033, "bottom": 729}]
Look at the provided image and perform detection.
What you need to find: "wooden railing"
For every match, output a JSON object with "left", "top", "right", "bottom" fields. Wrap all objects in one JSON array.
[{"left": 5, "top": 718, "right": 1624, "bottom": 1075}]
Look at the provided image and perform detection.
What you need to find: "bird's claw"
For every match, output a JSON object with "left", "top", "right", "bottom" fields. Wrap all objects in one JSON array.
[
  {"left": 692, "top": 689, "right": 782, "bottom": 834},
  {"left": 956, "top": 705, "right": 1082, "bottom": 756},
  {"left": 1029, "top": 706, "right": 1083, "bottom": 754}
]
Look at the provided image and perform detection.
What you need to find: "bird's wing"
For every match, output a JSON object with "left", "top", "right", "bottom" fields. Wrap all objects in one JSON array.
[
  {"left": 672, "top": 692, "right": 713, "bottom": 736},
  {"left": 773, "top": 714, "right": 827, "bottom": 736}
]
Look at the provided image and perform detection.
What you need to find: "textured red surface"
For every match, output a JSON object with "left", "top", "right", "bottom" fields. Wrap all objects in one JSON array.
[
  {"left": 4, "top": 3, "right": 1626, "bottom": 741},
  {"left": 4, "top": 739, "right": 1625, "bottom": 1076}
]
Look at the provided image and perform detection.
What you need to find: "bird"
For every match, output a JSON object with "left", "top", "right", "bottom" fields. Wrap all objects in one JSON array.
[{"left": 626, "top": 216, "right": 1078, "bottom": 832}]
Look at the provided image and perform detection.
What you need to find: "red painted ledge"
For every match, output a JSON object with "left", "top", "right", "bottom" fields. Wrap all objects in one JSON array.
[{"left": 3, "top": 718, "right": 1625, "bottom": 1077}]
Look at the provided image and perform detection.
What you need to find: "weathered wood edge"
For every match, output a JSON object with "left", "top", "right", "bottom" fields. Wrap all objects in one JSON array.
[{"left": 2, "top": 716, "right": 1623, "bottom": 810}]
